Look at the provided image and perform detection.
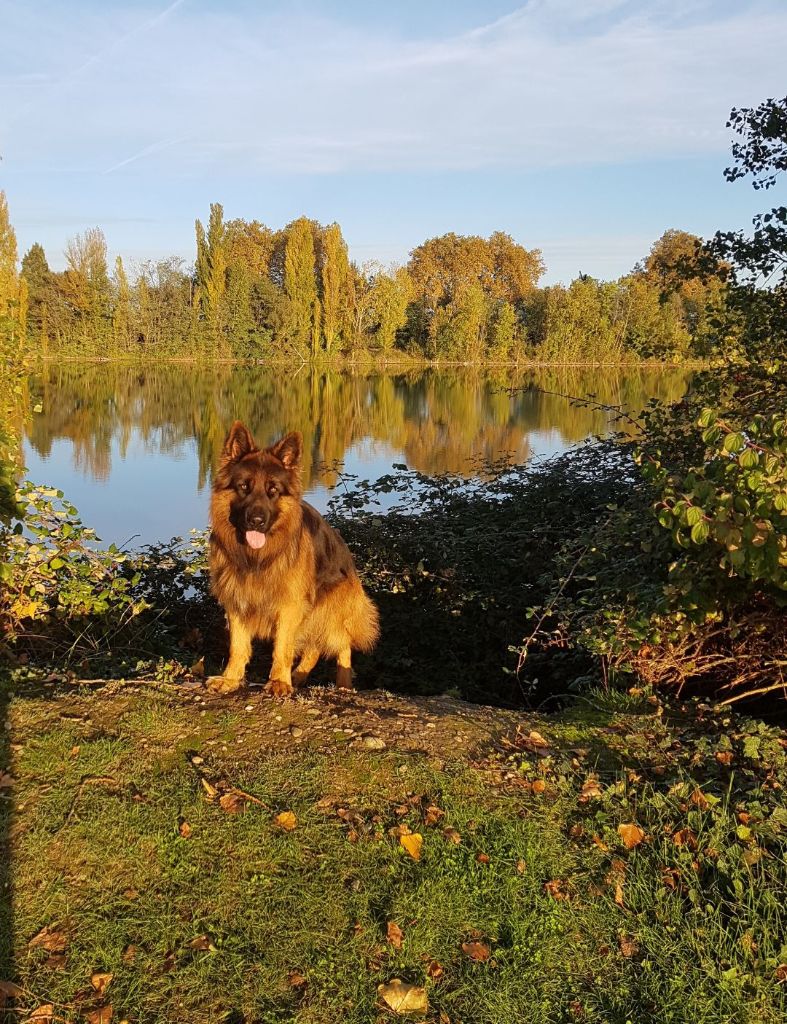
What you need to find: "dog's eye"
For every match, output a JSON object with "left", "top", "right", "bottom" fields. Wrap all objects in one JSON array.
[
  {"left": 237, "top": 480, "right": 250, "bottom": 495},
  {"left": 267, "top": 485, "right": 279, "bottom": 498}
]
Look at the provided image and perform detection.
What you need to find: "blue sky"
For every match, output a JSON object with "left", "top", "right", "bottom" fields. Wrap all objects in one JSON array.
[{"left": 1, "top": 0, "right": 785, "bottom": 284}]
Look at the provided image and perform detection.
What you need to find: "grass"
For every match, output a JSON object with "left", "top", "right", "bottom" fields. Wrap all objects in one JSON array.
[{"left": 1, "top": 679, "right": 786, "bottom": 1023}]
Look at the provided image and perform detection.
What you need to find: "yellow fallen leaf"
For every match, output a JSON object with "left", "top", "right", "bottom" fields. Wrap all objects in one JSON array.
[
  {"left": 178, "top": 820, "right": 192, "bottom": 838},
  {"left": 90, "top": 971, "right": 113, "bottom": 996},
  {"left": 618, "top": 823, "right": 645, "bottom": 849},
  {"left": 531, "top": 779, "right": 546, "bottom": 795},
  {"left": 378, "top": 979, "right": 428, "bottom": 1015},
  {"left": 200, "top": 777, "right": 218, "bottom": 799},
  {"left": 400, "top": 833, "right": 423, "bottom": 860},
  {"left": 387, "top": 921, "right": 404, "bottom": 949},
  {"left": 29, "top": 1008, "right": 55, "bottom": 1022},
  {"left": 275, "top": 810, "right": 298, "bottom": 831}
]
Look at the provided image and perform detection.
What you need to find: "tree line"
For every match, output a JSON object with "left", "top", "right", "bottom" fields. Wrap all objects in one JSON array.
[{"left": 0, "top": 193, "right": 730, "bottom": 362}]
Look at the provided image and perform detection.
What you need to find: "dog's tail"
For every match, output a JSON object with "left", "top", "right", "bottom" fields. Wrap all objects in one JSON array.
[{"left": 350, "top": 589, "right": 380, "bottom": 653}]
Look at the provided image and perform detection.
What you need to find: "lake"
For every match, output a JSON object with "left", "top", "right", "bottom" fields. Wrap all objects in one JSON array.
[{"left": 21, "top": 362, "right": 691, "bottom": 547}]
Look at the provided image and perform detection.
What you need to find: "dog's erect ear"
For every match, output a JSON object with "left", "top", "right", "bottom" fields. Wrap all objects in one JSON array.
[
  {"left": 270, "top": 431, "right": 303, "bottom": 470},
  {"left": 221, "top": 421, "right": 257, "bottom": 464}
]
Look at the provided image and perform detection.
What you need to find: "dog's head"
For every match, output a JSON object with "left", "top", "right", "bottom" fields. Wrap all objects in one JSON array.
[{"left": 215, "top": 421, "right": 303, "bottom": 550}]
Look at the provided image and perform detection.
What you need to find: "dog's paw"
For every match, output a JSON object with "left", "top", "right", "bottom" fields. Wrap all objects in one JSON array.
[
  {"left": 205, "top": 675, "right": 245, "bottom": 695},
  {"left": 265, "top": 678, "right": 294, "bottom": 698}
]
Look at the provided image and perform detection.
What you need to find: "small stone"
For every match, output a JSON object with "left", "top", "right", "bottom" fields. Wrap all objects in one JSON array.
[
  {"left": 274, "top": 715, "right": 282, "bottom": 721},
  {"left": 306, "top": 708, "right": 322, "bottom": 717},
  {"left": 290, "top": 726, "right": 304, "bottom": 738},
  {"left": 245, "top": 705, "right": 254, "bottom": 712},
  {"left": 426, "top": 722, "right": 436, "bottom": 729},
  {"left": 360, "top": 735, "right": 386, "bottom": 750},
  {"left": 190, "top": 756, "right": 204, "bottom": 765}
]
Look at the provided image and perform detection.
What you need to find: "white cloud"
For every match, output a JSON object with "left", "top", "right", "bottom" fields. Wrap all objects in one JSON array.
[{"left": 0, "top": 1, "right": 784, "bottom": 178}]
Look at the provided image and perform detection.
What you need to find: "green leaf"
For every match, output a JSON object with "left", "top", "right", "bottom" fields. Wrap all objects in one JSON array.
[
  {"left": 690, "top": 521, "right": 710, "bottom": 544},
  {"left": 686, "top": 506, "right": 704, "bottom": 526},
  {"left": 723, "top": 432, "right": 745, "bottom": 454}
]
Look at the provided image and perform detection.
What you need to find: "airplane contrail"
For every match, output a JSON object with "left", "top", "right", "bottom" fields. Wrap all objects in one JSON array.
[
  {"left": 103, "top": 132, "right": 193, "bottom": 175},
  {"left": 1, "top": 0, "right": 188, "bottom": 134}
]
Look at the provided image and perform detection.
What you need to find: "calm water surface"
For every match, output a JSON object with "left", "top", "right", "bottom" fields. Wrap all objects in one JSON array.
[{"left": 22, "top": 363, "right": 691, "bottom": 546}]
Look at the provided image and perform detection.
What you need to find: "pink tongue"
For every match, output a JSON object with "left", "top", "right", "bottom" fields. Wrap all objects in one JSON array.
[{"left": 245, "top": 530, "right": 266, "bottom": 549}]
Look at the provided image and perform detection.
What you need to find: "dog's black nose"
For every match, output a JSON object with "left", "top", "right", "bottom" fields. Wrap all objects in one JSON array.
[{"left": 247, "top": 512, "right": 267, "bottom": 531}]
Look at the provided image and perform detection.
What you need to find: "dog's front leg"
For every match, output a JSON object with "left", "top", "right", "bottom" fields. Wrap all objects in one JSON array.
[
  {"left": 206, "top": 613, "right": 252, "bottom": 694},
  {"left": 265, "top": 609, "right": 300, "bottom": 698}
]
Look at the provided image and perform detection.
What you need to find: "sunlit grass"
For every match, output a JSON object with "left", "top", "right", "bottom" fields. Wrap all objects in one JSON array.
[{"left": 2, "top": 685, "right": 786, "bottom": 1023}]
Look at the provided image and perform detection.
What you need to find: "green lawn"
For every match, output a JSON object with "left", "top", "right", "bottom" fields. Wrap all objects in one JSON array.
[{"left": 1, "top": 680, "right": 786, "bottom": 1023}]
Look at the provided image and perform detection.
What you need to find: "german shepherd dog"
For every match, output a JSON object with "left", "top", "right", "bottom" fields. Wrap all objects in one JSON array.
[{"left": 206, "top": 421, "right": 379, "bottom": 696}]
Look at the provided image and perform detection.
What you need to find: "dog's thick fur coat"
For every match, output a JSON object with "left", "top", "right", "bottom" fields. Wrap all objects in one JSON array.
[{"left": 207, "top": 421, "right": 379, "bottom": 696}]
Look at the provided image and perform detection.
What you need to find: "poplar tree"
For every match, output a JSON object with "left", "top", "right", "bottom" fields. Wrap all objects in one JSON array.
[
  {"left": 284, "top": 217, "right": 318, "bottom": 353},
  {"left": 113, "top": 256, "right": 132, "bottom": 350},
  {"left": 21, "top": 243, "right": 52, "bottom": 349},
  {"left": 195, "top": 203, "right": 228, "bottom": 345},
  {"left": 0, "top": 191, "right": 19, "bottom": 323},
  {"left": 321, "top": 223, "right": 351, "bottom": 353}
]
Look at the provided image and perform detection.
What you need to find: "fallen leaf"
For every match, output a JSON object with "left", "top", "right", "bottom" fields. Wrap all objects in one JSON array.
[
  {"left": 29, "top": 1006, "right": 55, "bottom": 1021},
  {"left": 442, "top": 827, "right": 461, "bottom": 845},
  {"left": 190, "top": 656, "right": 206, "bottom": 678},
  {"left": 690, "top": 789, "right": 709, "bottom": 810},
  {"left": 69, "top": 746, "right": 80, "bottom": 758},
  {"left": 618, "top": 823, "right": 645, "bottom": 849},
  {"left": 28, "top": 925, "right": 68, "bottom": 953},
  {"left": 672, "top": 828, "right": 698, "bottom": 849},
  {"left": 527, "top": 730, "right": 549, "bottom": 748},
  {"left": 86, "top": 1006, "right": 113, "bottom": 1024},
  {"left": 531, "top": 779, "right": 546, "bottom": 795},
  {"left": 544, "top": 879, "right": 568, "bottom": 900},
  {"left": 400, "top": 833, "right": 423, "bottom": 860},
  {"left": 715, "top": 750, "right": 733, "bottom": 766},
  {"left": 200, "top": 778, "right": 218, "bottom": 799},
  {"left": 275, "top": 810, "right": 298, "bottom": 831},
  {"left": 516, "top": 859, "right": 526, "bottom": 874},
  {"left": 219, "top": 791, "right": 247, "bottom": 814},
  {"left": 424, "top": 805, "right": 444, "bottom": 826},
  {"left": 462, "top": 940, "right": 491, "bottom": 962},
  {"left": 775, "top": 964, "right": 787, "bottom": 983},
  {"left": 378, "top": 979, "right": 428, "bottom": 1015},
  {"left": 288, "top": 971, "right": 307, "bottom": 988},
  {"left": 178, "top": 820, "right": 192, "bottom": 838},
  {"left": 426, "top": 960, "right": 444, "bottom": 979},
  {"left": 122, "top": 945, "right": 138, "bottom": 964},
  {"left": 614, "top": 882, "right": 625, "bottom": 907},
  {"left": 618, "top": 934, "right": 639, "bottom": 958},
  {"left": 579, "top": 779, "right": 603, "bottom": 802},
  {"left": 187, "top": 934, "right": 216, "bottom": 951},
  {"left": 0, "top": 773, "right": 14, "bottom": 789},
  {"left": 386, "top": 921, "right": 404, "bottom": 949},
  {"left": 592, "top": 835, "right": 609, "bottom": 851},
  {"left": 0, "top": 981, "right": 24, "bottom": 998},
  {"left": 90, "top": 972, "right": 113, "bottom": 997}
]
